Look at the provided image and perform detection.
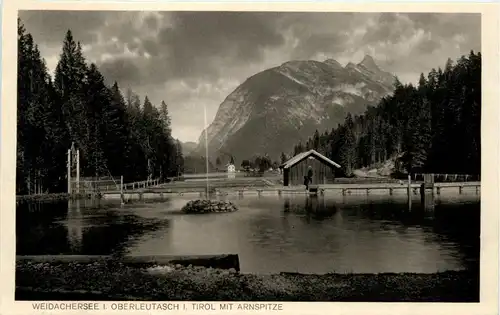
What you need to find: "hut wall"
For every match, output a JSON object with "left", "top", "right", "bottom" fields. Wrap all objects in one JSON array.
[
  {"left": 283, "top": 169, "right": 290, "bottom": 186},
  {"left": 288, "top": 156, "right": 335, "bottom": 186}
]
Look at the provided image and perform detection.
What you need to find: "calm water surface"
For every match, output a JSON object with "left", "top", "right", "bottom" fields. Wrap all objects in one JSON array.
[{"left": 16, "top": 193, "right": 480, "bottom": 274}]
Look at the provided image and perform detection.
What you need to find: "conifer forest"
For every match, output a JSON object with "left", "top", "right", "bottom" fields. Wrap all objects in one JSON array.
[{"left": 17, "top": 19, "right": 183, "bottom": 195}]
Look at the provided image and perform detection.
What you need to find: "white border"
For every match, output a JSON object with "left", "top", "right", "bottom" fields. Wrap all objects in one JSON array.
[{"left": 1, "top": 2, "right": 498, "bottom": 315}]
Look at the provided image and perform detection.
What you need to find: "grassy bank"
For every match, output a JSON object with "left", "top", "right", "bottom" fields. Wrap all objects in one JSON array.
[{"left": 16, "top": 261, "right": 478, "bottom": 302}]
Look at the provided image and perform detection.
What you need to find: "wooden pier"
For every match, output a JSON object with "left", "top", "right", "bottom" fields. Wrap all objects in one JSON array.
[{"left": 100, "top": 181, "right": 480, "bottom": 200}]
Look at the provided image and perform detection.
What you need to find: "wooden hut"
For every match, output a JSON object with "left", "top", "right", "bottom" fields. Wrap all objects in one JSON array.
[{"left": 279, "top": 150, "right": 341, "bottom": 186}]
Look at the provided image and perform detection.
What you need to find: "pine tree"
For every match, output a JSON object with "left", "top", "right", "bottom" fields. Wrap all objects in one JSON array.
[
  {"left": 312, "top": 129, "right": 320, "bottom": 150},
  {"left": 54, "top": 30, "right": 90, "bottom": 174},
  {"left": 18, "top": 19, "right": 65, "bottom": 193},
  {"left": 106, "top": 81, "right": 129, "bottom": 175},
  {"left": 280, "top": 152, "right": 288, "bottom": 164},
  {"left": 339, "top": 113, "right": 357, "bottom": 176},
  {"left": 84, "top": 63, "right": 110, "bottom": 176}
]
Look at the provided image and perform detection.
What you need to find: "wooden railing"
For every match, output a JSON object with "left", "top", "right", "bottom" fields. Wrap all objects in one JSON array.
[
  {"left": 122, "top": 178, "right": 161, "bottom": 191},
  {"left": 412, "top": 173, "right": 480, "bottom": 182},
  {"left": 78, "top": 178, "right": 162, "bottom": 193}
]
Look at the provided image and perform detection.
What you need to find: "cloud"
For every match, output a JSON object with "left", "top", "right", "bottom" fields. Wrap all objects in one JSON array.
[
  {"left": 19, "top": 10, "right": 107, "bottom": 45},
  {"left": 18, "top": 11, "right": 481, "bottom": 142}
]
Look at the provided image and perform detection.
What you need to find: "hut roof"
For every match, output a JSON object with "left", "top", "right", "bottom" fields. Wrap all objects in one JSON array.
[{"left": 280, "top": 150, "right": 341, "bottom": 169}]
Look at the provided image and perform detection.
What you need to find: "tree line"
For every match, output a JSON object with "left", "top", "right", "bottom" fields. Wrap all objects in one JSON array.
[
  {"left": 17, "top": 19, "right": 183, "bottom": 195},
  {"left": 240, "top": 155, "right": 276, "bottom": 173},
  {"left": 290, "top": 51, "right": 481, "bottom": 177}
]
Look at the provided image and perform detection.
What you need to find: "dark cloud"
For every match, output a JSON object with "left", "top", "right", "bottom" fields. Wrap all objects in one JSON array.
[
  {"left": 19, "top": 10, "right": 106, "bottom": 45},
  {"left": 362, "top": 13, "right": 415, "bottom": 44},
  {"left": 144, "top": 14, "right": 159, "bottom": 31},
  {"left": 90, "top": 12, "right": 288, "bottom": 88},
  {"left": 97, "top": 57, "right": 142, "bottom": 87},
  {"left": 290, "top": 32, "right": 350, "bottom": 60},
  {"left": 155, "top": 12, "right": 285, "bottom": 77},
  {"left": 416, "top": 37, "right": 442, "bottom": 54},
  {"left": 18, "top": 10, "right": 481, "bottom": 142}
]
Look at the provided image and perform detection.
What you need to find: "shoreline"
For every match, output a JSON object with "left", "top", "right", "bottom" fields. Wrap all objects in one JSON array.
[
  {"left": 16, "top": 261, "right": 479, "bottom": 302},
  {"left": 16, "top": 181, "right": 481, "bottom": 203}
]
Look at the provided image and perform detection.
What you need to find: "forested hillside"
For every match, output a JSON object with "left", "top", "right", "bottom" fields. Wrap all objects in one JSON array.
[
  {"left": 17, "top": 19, "right": 183, "bottom": 195},
  {"left": 291, "top": 52, "right": 481, "bottom": 177}
]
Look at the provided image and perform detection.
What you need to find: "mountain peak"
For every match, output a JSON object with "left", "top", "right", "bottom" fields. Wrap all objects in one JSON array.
[
  {"left": 324, "top": 59, "right": 343, "bottom": 68},
  {"left": 358, "top": 55, "right": 380, "bottom": 71},
  {"left": 345, "top": 62, "right": 356, "bottom": 69}
]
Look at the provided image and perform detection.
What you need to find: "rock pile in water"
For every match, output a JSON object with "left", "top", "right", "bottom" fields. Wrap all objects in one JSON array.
[{"left": 181, "top": 199, "right": 238, "bottom": 214}]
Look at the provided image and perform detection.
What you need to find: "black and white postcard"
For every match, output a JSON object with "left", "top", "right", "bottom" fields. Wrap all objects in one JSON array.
[{"left": 1, "top": 1, "right": 499, "bottom": 315}]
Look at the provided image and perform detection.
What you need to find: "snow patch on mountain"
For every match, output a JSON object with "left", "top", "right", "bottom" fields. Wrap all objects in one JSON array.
[{"left": 333, "top": 83, "right": 366, "bottom": 97}]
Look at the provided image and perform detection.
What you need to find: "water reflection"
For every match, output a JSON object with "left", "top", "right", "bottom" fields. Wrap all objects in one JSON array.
[
  {"left": 16, "top": 194, "right": 480, "bottom": 275},
  {"left": 282, "top": 195, "right": 336, "bottom": 222},
  {"left": 16, "top": 199, "right": 169, "bottom": 256},
  {"left": 66, "top": 199, "right": 83, "bottom": 252}
]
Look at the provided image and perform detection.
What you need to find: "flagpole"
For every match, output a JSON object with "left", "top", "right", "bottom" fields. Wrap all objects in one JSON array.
[{"left": 203, "top": 104, "right": 209, "bottom": 197}]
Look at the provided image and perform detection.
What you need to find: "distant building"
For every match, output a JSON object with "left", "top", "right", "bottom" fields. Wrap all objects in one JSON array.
[
  {"left": 279, "top": 150, "right": 341, "bottom": 186},
  {"left": 227, "top": 163, "right": 236, "bottom": 179}
]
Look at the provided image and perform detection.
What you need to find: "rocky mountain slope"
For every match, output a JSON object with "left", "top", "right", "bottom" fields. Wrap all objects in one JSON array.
[{"left": 193, "top": 55, "right": 396, "bottom": 163}]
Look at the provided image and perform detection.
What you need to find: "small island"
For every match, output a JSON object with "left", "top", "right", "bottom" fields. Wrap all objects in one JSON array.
[{"left": 181, "top": 199, "right": 238, "bottom": 214}]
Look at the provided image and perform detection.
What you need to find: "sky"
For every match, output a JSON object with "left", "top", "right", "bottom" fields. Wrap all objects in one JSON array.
[{"left": 18, "top": 11, "right": 481, "bottom": 143}]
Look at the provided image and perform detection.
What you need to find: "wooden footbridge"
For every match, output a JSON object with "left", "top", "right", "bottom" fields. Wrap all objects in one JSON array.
[
  {"left": 98, "top": 179, "right": 480, "bottom": 201},
  {"left": 308, "top": 181, "right": 481, "bottom": 196}
]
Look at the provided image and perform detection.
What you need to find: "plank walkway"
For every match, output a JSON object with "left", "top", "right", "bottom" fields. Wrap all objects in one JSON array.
[{"left": 101, "top": 181, "right": 480, "bottom": 200}]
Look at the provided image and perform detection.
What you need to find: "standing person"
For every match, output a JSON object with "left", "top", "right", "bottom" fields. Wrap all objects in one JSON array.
[{"left": 307, "top": 166, "right": 313, "bottom": 185}]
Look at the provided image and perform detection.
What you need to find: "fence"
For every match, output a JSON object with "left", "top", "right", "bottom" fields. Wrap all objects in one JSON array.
[
  {"left": 412, "top": 173, "right": 480, "bottom": 183},
  {"left": 122, "top": 179, "right": 161, "bottom": 191},
  {"left": 70, "top": 176, "right": 161, "bottom": 194},
  {"left": 70, "top": 176, "right": 121, "bottom": 194}
]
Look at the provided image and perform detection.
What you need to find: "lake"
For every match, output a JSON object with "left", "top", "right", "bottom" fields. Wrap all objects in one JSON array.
[{"left": 16, "top": 193, "right": 480, "bottom": 275}]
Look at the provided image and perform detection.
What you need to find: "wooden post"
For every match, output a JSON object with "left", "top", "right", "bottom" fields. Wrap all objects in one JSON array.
[
  {"left": 67, "top": 149, "right": 71, "bottom": 194},
  {"left": 407, "top": 174, "right": 412, "bottom": 210},
  {"left": 120, "top": 176, "right": 124, "bottom": 199},
  {"left": 76, "top": 150, "right": 80, "bottom": 194}
]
